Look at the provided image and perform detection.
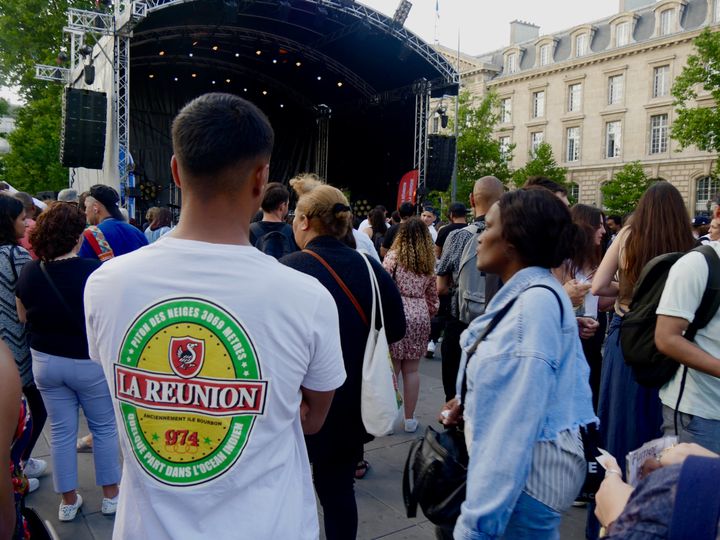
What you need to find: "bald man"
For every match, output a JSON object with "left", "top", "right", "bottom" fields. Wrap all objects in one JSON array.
[{"left": 436, "top": 176, "right": 505, "bottom": 401}]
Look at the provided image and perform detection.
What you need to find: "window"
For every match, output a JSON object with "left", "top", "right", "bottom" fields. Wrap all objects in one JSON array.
[
  {"left": 606, "top": 121, "right": 622, "bottom": 158},
  {"left": 566, "top": 127, "right": 580, "bottom": 162},
  {"left": 530, "top": 131, "right": 544, "bottom": 153},
  {"left": 500, "top": 98, "right": 512, "bottom": 123},
  {"left": 616, "top": 22, "right": 630, "bottom": 46},
  {"left": 569, "top": 182, "right": 580, "bottom": 203},
  {"left": 539, "top": 44, "right": 550, "bottom": 66},
  {"left": 659, "top": 9, "right": 674, "bottom": 35},
  {"left": 431, "top": 116, "right": 439, "bottom": 134},
  {"left": 568, "top": 83, "right": 582, "bottom": 112},
  {"left": 696, "top": 176, "right": 720, "bottom": 212},
  {"left": 653, "top": 65, "right": 670, "bottom": 98},
  {"left": 608, "top": 74, "right": 624, "bottom": 105},
  {"left": 575, "top": 34, "right": 588, "bottom": 57},
  {"left": 499, "top": 136, "right": 511, "bottom": 157},
  {"left": 650, "top": 114, "right": 668, "bottom": 154},
  {"left": 506, "top": 53, "right": 518, "bottom": 74},
  {"left": 532, "top": 91, "right": 545, "bottom": 118}
]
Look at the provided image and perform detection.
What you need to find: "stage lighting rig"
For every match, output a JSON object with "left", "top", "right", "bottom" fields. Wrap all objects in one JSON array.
[{"left": 393, "top": 0, "right": 412, "bottom": 26}]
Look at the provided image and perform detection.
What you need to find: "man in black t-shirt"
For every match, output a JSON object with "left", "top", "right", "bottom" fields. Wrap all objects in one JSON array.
[
  {"left": 380, "top": 202, "right": 415, "bottom": 258},
  {"left": 249, "top": 182, "right": 298, "bottom": 258},
  {"left": 434, "top": 202, "right": 468, "bottom": 259}
]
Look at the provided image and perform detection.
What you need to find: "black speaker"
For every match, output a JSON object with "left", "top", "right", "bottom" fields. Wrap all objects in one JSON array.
[
  {"left": 426, "top": 135, "right": 456, "bottom": 192},
  {"left": 60, "top": 88, "right": 107, "bottom": 169}
]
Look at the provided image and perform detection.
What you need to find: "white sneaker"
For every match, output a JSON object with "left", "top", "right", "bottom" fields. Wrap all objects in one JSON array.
[
  {"left": 24, "top": 458, "right": 47, "bottom": 478},
  {"left": 58, "top": 493, "right": 83, "bottom": 522},
  {"left": 101, "top": 495, "right": 119, "bottom": 515},
  {"left": 27, "top": 478, "right": 39, "bottom": 493},
  {"left": 425, "top": 341, "right": 436, "bottom": 358},
  {"left": 404, "top": 418, "right": 418, "bottom": 433}
]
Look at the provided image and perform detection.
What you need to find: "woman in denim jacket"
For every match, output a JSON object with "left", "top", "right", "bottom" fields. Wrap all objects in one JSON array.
[{"left": 442, "top": 188, "right": 597, "bottom": 540}]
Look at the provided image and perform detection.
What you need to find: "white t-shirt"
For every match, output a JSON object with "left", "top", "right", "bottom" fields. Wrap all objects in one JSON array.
[
  {"left": 84, "top": 237, "right": 346, "bottom": 539},
  {"left": 428, "top": 224, "right": 438, "bottom": 242},
  {"left": 657, "top": 242, "right": 720, "bottom": 420},
  {"left": 352, "top": 228, "right": 380, "bottom": 262},
  {"left": 356, "top": 218, "right": 370, "bottom": 232}
]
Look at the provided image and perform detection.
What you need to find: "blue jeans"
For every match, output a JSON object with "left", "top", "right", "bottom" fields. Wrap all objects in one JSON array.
[
  {"left": 32, "top": 350, "right": 121, "bottom": 493},
  {"left": 500, "top": 492, "right": 561, "bottom": 540},
  {"left": 662, "top": 405, "right": 720, "bottom": 454}
]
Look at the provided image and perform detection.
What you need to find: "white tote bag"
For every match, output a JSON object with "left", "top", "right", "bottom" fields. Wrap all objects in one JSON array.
[{"left": 360, "top": 254, "right": 402, "bottom": 437}]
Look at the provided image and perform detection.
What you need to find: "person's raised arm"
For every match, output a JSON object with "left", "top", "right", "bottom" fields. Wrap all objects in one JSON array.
[{"left": 592, "top": 228, "right": 624, "bottom": 297}]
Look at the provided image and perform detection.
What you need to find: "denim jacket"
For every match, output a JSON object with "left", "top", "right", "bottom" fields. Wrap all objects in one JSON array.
[{"left": 454, "top": 266, "right": 597, "bottom": 540}]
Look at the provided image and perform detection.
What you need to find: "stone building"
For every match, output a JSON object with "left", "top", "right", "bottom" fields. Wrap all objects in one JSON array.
[{"left": 435, "top": 0, "right": 720, "bottom": 214}]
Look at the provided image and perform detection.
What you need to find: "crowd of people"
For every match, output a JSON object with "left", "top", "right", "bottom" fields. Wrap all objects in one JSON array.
[{"left": 0, "top": 92, "right": 718, "bottom": 540}]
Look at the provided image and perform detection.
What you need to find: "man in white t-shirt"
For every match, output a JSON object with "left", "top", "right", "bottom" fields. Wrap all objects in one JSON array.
[
  {"left": 656, "top": 241, "right": 720, "bottom": 453},
  {"left": 84, "top": 93, "right": 346, "bottom": 539}
]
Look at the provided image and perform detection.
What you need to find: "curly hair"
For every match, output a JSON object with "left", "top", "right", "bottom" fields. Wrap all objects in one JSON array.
[
  {"left": 0, "top": 194, "right": 24, "bottom": 246},
  {"left": 391, "top": 217, "right": 435, "bottom": 276},
  {"left": 290, "top": 174, "right": 352, "bottom": 239},
  {"left": 30, "top": 202, "right": 87, "bottom": 261}
]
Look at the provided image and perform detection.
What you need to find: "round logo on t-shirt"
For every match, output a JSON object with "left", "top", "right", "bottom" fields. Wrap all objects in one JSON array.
[{"left": 114, "top": 297, "right": 267, "bottom": 486}]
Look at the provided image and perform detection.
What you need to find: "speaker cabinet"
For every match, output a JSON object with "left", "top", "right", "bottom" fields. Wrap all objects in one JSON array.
[
  {"left": 426, "top": 135, "right": 456, "bottom": 192},
  {"left": 60, "top": 88, "right": 107, "bottom": 169}
]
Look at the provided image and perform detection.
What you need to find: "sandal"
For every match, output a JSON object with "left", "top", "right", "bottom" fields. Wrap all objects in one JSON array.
[{"left": 355, "top": 460, "right": 370, "bottom": 480}]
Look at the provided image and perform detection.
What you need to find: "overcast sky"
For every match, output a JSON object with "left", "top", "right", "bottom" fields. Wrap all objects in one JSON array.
[{"left": 1, "top": 0, "right": 623, "bottom": 105}]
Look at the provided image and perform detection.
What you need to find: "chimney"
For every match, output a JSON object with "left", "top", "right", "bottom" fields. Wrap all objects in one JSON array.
[
  {"left": 619, "top": 0, "right": 655, "bottom": 12},
  {"left": 510, "top": 20, "right": 540, "bottom": 45}
]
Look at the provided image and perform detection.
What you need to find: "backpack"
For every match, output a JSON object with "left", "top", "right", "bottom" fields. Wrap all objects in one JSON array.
[
  {"left": 251, "top": 223, "right": 294, "bottom": 259},
  {"left": 621, "top": 244, "right": 720, "bottom": 388},
  {"left": 454, "top": 223, "right": 498, "bottom": 324}
]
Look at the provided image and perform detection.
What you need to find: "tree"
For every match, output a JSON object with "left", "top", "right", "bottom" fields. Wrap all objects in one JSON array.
[
  {"left": 511, "top": 142, "right": 568, "bottom": 189},
  {"left": 601, "top": 162, "right": 651, "bottom": 215},
  {"left": 0, "top": 85, "right": 67, "bottom": 193},
  {"left": 427, "top": 91, "right": 513, "bottom": 209},
  {"left": 671, "top": 28, "right": 720, "bottom": 171},
  {"left": 0, "top": 98, "right": 9, "bottom": 117}
]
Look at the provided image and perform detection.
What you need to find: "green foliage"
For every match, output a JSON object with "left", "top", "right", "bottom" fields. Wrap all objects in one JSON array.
[
  {"left": 441, "top": 90, "right": 513, "bottom": 206},
  {"left": 0, "top": 85, "right": 67, "bottom": 193},
  {"left": 671, "top": 29, "right": 720, "bottom": 171},
  {"left": 601, "top": 162, "right": 651, "bottom": 215},
  {"left": 511, "top": 142, "right": 568, "bottom": 189},
  {"left": 0, "top": 98, "right": 9, "bottom": 117}
]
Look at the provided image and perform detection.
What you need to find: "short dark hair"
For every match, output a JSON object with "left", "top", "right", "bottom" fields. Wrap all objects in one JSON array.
[
  {"left": 448, "top": 202, "right": 467, "bottom": 218},
  {"left": 172, "top": 93, "right": 274, "bottom": 186},
  {"left": 30, "top": 202, "right": 87, "bottom": 261},
  {"left": 261, "top": 182, "right": 290, "bottom": 212},
  {"left": 607, "top": 215, "right": 622, "bottom": 225},
  {"left": 524, "top": 176, "right": 568, "bottom": 196},
  {"left": 398, "top": 202, "right": 415, "bottom": 218},
  {"left": 0, "top": 193, "right": 24, "bottom": 245},
  {"left": 498, "top": 187, "right": 577, "bottom": 269}
]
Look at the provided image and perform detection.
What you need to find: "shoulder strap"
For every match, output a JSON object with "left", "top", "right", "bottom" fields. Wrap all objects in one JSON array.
[
  {"left": 39, "top": 262, "right": 85, "bottom": 332},
  {"left": 460, "top": 283, "right": 563, "bottom": 403},
  {"left": 302, "top": 249, "right": 368, "bottom": 327},
  {"left": 83, "top": 226, "right": 114, "bottom": 262},
  {"left": 669, "top": 456, "right": 720, "bottom": 540}
]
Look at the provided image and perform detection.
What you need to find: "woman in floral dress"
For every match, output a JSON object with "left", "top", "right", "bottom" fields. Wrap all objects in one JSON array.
[{"left": 383, "top": 217, "right": 439, "bottom": 432}]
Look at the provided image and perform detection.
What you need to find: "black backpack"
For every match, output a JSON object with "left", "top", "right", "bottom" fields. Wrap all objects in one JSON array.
[
  {"left": 621, "top": 244, "right": 720, "bottom": 388},
  {"left": 250, "top": 223, "right": 294, "bottom": 259}
]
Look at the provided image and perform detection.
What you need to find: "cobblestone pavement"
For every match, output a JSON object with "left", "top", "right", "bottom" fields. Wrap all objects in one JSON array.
[{"left": 25, "top": 350, "right": 587, "bottom": 539}]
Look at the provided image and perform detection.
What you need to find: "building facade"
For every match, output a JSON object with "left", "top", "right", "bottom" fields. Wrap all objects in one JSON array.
[{"left": 436, "top": 0, "right": 720, "bottom": 214}]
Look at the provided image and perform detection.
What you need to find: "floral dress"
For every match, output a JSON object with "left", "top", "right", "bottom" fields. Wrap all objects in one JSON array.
[
  {"left": 383, "top": 250, "right": 439, "bottom": 360},
  {"left": 10, "top": 396, "right": 31, "bottom": 540}
]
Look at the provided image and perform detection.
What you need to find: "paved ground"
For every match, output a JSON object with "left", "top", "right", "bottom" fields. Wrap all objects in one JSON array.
[{"left": 25, "top": 351, "right": 587, "bottom": 539}]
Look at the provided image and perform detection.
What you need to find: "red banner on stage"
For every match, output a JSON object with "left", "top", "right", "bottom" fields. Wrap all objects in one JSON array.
[{"left": 396, "top": 170, "right": 418, "bottom": 210}]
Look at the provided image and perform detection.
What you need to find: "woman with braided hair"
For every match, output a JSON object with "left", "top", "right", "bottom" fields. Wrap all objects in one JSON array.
[{"left": 383, "top": 216, "right": 439, "bottom": 433}]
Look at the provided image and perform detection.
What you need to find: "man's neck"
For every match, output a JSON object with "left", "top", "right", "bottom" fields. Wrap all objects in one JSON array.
[
  {"left": 262, "top": 209, "right": 285, "bottom": 223},
  {"left": 451, "top": 217, "right": 465, "bottom": 224},
  {"left": 171, "top": 196, "right": 253, "bottom": 245}
]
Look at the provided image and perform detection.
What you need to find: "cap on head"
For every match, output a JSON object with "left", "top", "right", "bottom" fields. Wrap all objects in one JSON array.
[
  {"left": 692, "top": 215, "right": 710, "bottom": 227},
  {"left": 57, "top": 188, "right": 79, "bottom": 203},
  {"left": 89, "top": 184, "right": 124, "bottom": 221}
]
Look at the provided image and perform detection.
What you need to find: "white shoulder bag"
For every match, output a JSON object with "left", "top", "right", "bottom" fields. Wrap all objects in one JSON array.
[{"left": 361, "top": 254, "right": 402, "bottom": 437}]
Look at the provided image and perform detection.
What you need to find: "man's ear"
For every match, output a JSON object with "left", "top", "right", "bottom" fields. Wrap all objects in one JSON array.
[
  {"left": 251, "top": 162, "right": 269, "bottom": 199},
  {"left": 170, "top": 156, "right": 182, "bottom": 189}
]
